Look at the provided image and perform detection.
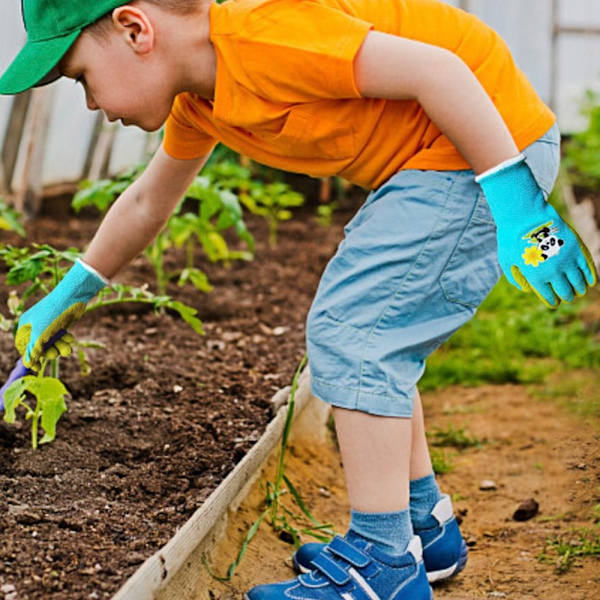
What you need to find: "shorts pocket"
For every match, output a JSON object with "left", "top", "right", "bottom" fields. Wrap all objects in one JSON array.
[
  {"left": 522, "top": 128, "right": 561, "bottom": 200},
  {"left": 439, "top": 193, "right": 502, "bottom": 308}
]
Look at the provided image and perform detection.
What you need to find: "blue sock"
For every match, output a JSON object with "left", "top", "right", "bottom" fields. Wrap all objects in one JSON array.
[
  {"left": 347, "top": 507, "right": 413, "bottom": 555},
  {"left": 410, "top": 473, "right": 443, "bottom": 530}
]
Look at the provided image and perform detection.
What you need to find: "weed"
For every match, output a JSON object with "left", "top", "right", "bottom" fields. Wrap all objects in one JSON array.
[
  {"left": 428, "top": 424, "right": 482, "bottom": 449},
  {"left": 539, "top": 528, "right": 600, "bottom": 573},
  {"left": 431, "top": 447, "right": 453, "bottom": 475},
  {"left": 563, "top": 90, "right": 600, "bottom": 191},
  {"left": 203, "top": 355, "right": 336, "bottom": 581}
]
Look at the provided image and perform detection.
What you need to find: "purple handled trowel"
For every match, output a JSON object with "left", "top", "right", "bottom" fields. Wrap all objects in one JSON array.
[{"left": 0, "top": 329, "right": 68, "bottom": 412}]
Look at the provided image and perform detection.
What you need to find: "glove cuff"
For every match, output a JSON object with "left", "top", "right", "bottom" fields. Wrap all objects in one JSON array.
[
  {"left": 58, "top": 259, "right": 108, "bottom": 303},
  {"left": 474, "top": 154, "right": 525, "bottom": 183},
  {"left": 76, "top": 258, "right": 110, "bottom": 286},
  {"left": 476, "top": 154, "right": 543, "bottom": 225}
]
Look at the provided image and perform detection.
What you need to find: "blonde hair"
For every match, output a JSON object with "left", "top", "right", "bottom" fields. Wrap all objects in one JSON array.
[{"left": 87, "top": 1, "right": 202, "bottom": 37}]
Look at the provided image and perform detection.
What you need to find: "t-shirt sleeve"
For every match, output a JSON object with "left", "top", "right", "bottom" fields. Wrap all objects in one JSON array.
[
  {"left": 214, "top": 0, "right": 374, "bottom": 103},
  {"left": 163, "top": 94, "right": 217, "bottom": 160}
]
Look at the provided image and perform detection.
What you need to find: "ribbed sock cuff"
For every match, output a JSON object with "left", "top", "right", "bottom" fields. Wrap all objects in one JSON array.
[
  {"left": 348, "top": 507, "right": 413, "bottom": 556},
  {"left": 410, "top": 473, "right": 443, "bottom": 529}
]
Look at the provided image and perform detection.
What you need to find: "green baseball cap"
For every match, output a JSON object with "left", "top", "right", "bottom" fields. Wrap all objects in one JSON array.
[{"left": 0, "top": 0, "right": 127, "bottom": 95}]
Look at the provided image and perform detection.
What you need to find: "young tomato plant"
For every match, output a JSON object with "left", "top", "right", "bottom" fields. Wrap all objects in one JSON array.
[
  {"left": 0, "top": 198, "right": 26, "bottom": 237},
  {"left": 1, "top": 243, "right": 203, "bottom": 448},
  {"left": 239, "top": 181, "right": 304, "bottom": 246},
  {"left": 72, "top": 164, "right": 255, "bottom": 295},
  {"left": 3, "top": 368, "right": 68, "bottom": 449}
]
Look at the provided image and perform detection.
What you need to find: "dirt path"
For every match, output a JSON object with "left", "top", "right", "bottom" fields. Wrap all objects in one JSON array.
[{"left": 197, "top": 380, "right": 600, "bottom": 600}]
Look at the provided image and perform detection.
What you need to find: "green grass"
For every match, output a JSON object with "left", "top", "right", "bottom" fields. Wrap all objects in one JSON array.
[
  {"left": 420, "top": 277, "right": 600, "bottom": 392},
  {"left": 539, "top": 527, "right": 600, "bottom": 573},
  {"left": 431, "top": 447, "right": 453, "bottom": 475},
  {"left": 427, "top": 425, "right": 483, "bottom": 449}
]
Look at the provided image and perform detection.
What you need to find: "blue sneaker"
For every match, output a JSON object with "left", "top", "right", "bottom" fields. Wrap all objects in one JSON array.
[
  {"left": 293, "top": 496, "right": 467, "bottom": 584},
  {"left": 246, "top": 534, "right": 433, "bottom": 600}
]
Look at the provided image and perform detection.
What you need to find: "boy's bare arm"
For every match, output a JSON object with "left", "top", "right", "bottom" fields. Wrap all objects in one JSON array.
[
  {"left": 354, "top": 31, "right": 520, "bottom": 174},
  {"left": 83, "top": 146, "right": 209, "bottom": 278}
]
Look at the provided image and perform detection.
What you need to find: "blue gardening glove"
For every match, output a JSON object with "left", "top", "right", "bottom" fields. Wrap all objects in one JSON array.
[
  {"left": 476, "top": 155, "right": 598, "bottom": 308},
  {"left": 15, "top": 259, "right": 108, "bottom": 370}
]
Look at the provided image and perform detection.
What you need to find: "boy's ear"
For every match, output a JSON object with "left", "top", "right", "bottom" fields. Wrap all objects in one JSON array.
[{"left": 111, "top": 5, "right": 155, "bottom": 54}]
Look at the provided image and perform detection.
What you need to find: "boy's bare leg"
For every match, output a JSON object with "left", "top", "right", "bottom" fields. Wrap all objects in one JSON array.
[
  {"left": 332, "top": 406, "right": 412, "bottom": 512},
  {"left": 410, "top": 388, "right": 434, "bottom": 480}
]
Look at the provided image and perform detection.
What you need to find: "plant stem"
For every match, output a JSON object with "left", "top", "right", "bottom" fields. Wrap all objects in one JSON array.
[
  {"left": 271, "top": 354, "right": 307, "bottom": 522},
  {"left": 31, "top": 400, "right": 40, "bottom": 449},
  {"left": 186, "top": 239, "right": 195, "bottom": 269},
  {"left": 50, "top": 358, "right": 59, "bottom": 380}
]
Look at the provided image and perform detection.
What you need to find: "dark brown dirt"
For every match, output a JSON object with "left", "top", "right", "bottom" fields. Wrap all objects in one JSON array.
[{"left": 0, "top": 194, "right": 364, "bottom": 600}]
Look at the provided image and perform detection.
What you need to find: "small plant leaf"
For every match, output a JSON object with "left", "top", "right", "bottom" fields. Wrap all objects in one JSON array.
[
  {"left": 21, "top": 376, "right": 68, "bottom": 444},
  {"left": 3, "top": 377, "right": 29, "bottom": 424}
]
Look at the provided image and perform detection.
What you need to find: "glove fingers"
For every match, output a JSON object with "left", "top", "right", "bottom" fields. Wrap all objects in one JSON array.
[
  {"left": 566, "top": 266, "right": 588, "bottom": 297},
  {"left": 551, "top": 274, "right": 575, "bottom": 303},
  {"left": 54, "top": 339, "right": 73, "bottom": 358},
  {"left": 44, "top": 346, "right": 59, "bottom": 361},
  {"left": 577, "top": 254, "right": 598, "bottom": 288},
  {"left": 62, "top": 333, "right": 76, "bottom": 345},
  {"left": 532, "top": 281, "right": 560, "bottom": 309}
]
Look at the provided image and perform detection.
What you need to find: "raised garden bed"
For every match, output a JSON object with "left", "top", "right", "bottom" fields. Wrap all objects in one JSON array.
[{"left": 0, "top": 194, "right": 363, "bottom": 600}]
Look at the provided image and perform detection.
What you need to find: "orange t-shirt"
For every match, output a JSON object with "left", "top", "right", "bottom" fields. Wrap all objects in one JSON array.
[{"left": 163, "top": 0, "right": 556, "bottom": 190}]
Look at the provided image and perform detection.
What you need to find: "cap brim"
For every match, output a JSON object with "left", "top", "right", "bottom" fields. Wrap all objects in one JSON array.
[{"left": 0, "top": 29, "right": 81, "bottom": 95}]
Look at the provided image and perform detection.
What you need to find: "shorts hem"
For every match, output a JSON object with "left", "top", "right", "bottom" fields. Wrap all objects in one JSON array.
[{"left": 311, "top": 376, "right": 414, "bottom": 418}]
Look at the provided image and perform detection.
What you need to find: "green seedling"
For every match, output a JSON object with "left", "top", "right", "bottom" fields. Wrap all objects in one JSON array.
[
  {"left": 203, "top": 355, "right": 336, "bottom": 581},
  {"left": 0, "top": 199, "right": 25, "bottom": 237},
  {"left": 72, "top": 164, "right": 145, "bottom": 213},
  {"left": 1, "top": 244, "right": 203, "bottom": 448},
  {"left": 3, "top": 365, "right": 67, "bottom": 449},
  {"left": 73, "top": 165, "right": 255, "bottom": 295},
  {"left": 240, "top": 181, "right": 304, "bottom": 246},
  {"left": 316, "top": 201, "right": 340, "bottom": 227}
]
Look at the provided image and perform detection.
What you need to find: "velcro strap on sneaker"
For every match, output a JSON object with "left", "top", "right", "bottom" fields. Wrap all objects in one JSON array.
[
  {"left": 327, "top": 536, "right": 371, "bottom": 568},
  {"left": 310, "top": 551, "right": 350, "bottom": 585}
]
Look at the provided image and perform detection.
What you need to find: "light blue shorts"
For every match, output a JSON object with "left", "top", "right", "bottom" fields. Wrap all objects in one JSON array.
[{"left": 306, "top": 123, "right": 561, "bottom": 417}]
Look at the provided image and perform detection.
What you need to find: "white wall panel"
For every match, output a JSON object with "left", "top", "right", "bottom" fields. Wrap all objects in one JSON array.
[
  {"left": 467, "top": 0, "right": 553, "bottom": 103},
  {"left": 108, "top": 124, "right": 150, "bottom": 175},
  {"left": 559, "top": 0, "right": 600, "bottom": 27},
  {"left": 41, "top": 79, "right": 98, "bottom": 184}
]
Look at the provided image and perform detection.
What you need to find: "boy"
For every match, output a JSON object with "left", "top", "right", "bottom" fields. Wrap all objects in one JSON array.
[{"left": 1, "top": 1, "right": 597, "bottom": 599}]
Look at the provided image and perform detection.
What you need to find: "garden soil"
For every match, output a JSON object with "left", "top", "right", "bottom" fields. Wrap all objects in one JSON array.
[{"left": 1, "top": 192, "right": 599, "bottom": 599}]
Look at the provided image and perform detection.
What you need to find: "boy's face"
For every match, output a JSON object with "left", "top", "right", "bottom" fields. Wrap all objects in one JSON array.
[{"left": 59, "top": 11, "right": 177, "bottom": 132}]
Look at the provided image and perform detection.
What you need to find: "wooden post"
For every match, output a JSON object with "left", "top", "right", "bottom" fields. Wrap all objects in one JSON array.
[
  {"left": 1, "top": 91, "right": 32, "bottom": 196},
  {"left": 85, "top": 113, "right": 118, "bottom": 181},
  {"left": 13, "top": 86, "right": 56, "bottom": 218}
]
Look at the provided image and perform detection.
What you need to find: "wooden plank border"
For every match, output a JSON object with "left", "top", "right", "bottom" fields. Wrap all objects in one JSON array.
[{"left": 112, "top": 368, "right": 326, "bottom": 600}]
